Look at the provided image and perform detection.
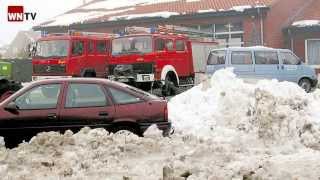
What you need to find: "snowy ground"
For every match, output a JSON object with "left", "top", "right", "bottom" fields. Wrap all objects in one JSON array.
[{"left": 2, "top": 69, "right": 320, "bottom": 179}]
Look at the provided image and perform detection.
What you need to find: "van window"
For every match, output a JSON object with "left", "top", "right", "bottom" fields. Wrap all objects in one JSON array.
[
  {"left": 281, "top": 52, "right": 300, "bottom": 65},
  {"left": 72, "top": 41, "right": 84, "bottom": 56},
  {"left": 88, "top": 41, "right": 94, "bottom": 54},
  {"left": 176, "top": 40, "right": 185, "bottom": 51},
  {"left": 155, "top": 38, "right": 165, "bottom": 51},
  {"left": 166, "top": 40, "right": 174, "bottom": 51},
  {"left": 231, "top": 51, "right": 252, "bottom": 64},
  {"left": 207, "top": 51, "right": 226, "bottom": 65},
  {"left": 97, "top": 41, "right": 106, "bottom": 53},
  {"left": 254, "top": 51, "right": 279, "bottom": 64}
]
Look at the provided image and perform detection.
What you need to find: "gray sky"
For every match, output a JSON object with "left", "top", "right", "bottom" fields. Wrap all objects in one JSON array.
[{"left": 0, "top": 0, "right": 88, "bottom": 46}]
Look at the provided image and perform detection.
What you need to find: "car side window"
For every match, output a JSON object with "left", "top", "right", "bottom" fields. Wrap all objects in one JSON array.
[
  {"left": 281, "top": 52, "right": 300, "bottom": 65},
  {"left": 88, "top": 41, "right": 94, "bottom": 54},
  {"left": 207, "top": 51, "right": 226, "bottom": 65},
  {"left": 97, "top": 41, "right": 106, "bottom": 54},
  {"left": 15, "top": 84, "right": 61, "bottom": 110},
  {"left": 166, "top": 40, "right": 174, "bottom": 51},
  {"left": 254, "top": 51, "right": 279, "bottom": 64},
  {"left": 176, "top": 40, "right": 185, "bottom": 51},
  {"left": 66, "top": 83, "right": 108, "bottom": 108},
  {"left": 231, "top": 51, "right": 253, "bottom": 64},
  {"left": 72, "top": 41, "right": 84, "bottom": 56},
  {"left": 108, "top": 87, "right": 141, "bottom": 105},
  {"left": 155, "top": 38, "right": 166, "bottom": 51}
]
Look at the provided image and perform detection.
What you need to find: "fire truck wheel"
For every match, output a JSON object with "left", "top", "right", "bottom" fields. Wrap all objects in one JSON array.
[
  {"left": 162, "top": 76, "right": 177, "bottom": 96},
  {"left": 83, "top": 71, "right": 96, "bottom": 77}
]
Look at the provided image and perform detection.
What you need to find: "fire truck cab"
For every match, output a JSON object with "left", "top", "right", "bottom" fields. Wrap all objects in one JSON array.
[
  {"left": 32, "top": 32, "right": 112, "bottom": 81},
  {"left": 108, "top": 26, "right": 217, "bottom": 96}
]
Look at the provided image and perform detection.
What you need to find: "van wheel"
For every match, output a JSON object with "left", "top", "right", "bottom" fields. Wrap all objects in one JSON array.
[
  {"left": 162, "top": 76, "right": 177, "bottom": 97},
  {"left": 299, "top": 78, "right": 312, "bottom": 93}
]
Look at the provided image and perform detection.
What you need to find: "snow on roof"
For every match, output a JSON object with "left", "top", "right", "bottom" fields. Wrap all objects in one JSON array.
[
  {"left": 292, "top": 20, "right": 320, "bottom": 27},
  {"left": 81, "top": 0, "right": 179, "bottom": 10},
  {"left": 197, "top": 9, "right": 216, "bottom": 13},
  {"left": 38, "top": 0, "right": 274, "bottom": 27},
  {"left": 108, "top": 11, "right": 179, "bottom": 21},
  {"left": 44, "top": 8, "right": 135, "bottom": 26},
  {"left": 229, "top": 5, "right": 252, "bottom": 12}
]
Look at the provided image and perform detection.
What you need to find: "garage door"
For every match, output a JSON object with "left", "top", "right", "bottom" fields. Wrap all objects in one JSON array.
[{"left": 307, "top": 39, "right": 320, "bottom": 65}]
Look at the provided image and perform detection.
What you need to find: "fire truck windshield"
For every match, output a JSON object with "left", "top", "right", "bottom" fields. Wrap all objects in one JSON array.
[
  {"left": 112, "top": 36, "right": 152, "bottom": 55},
  {"left": 35, "top": 40, "right": 69, "bottom": 59}
]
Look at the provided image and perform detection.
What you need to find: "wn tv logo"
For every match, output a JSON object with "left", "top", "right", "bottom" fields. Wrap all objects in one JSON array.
[{"left": 7, "top": 6, "right": 37, "bottom": 22}]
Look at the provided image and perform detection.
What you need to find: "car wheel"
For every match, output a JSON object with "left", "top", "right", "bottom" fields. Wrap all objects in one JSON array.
[
  {"left": 111, "top": 125, "right": 142, "bottom": 136},
  {"left": 299, "top": 78, "right": 312, "bottom": 93}
]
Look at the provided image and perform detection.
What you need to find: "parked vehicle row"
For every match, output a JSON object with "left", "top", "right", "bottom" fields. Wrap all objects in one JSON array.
[
  {"left": 0, "top": 78, "right": 171, "bottom": 147},
  {"left": 206, "top": 47, "right": 318, "bottom": 92},
  {"left": 31, "top": 26, "right": 217, "bottom": 96}
]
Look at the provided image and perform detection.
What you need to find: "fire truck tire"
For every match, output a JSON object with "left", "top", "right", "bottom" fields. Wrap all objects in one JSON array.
[
  {"left": 162, "top": 75, "right": 177, "bottom": 96},
  {"left": 82, "top": 70, "right": 96, "bottom": 77}
]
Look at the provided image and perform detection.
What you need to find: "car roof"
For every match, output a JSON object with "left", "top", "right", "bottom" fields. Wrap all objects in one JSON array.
[
  {"left": 210, "top": 46, "right": 291, "bottom": 52},
  {"left": 29, "top": 78, "right": 112, "bottom": 86}
]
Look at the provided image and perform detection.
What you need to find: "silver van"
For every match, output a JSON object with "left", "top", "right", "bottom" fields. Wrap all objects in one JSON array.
[{"left": 206, "top": 47, "right": 318, "bottom": 92}]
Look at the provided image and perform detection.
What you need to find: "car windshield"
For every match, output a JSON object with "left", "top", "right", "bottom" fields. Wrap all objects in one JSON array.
[
  {"left": 35, "top": 40, "right": 69, "bottom": 59},
  {"left": 112, "top": 36, "right": 152, "bottom": 55}
]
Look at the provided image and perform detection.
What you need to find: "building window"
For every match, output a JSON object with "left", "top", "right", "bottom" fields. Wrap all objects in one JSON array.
[{"left": 182, "top": 22, "right": 244, "bottom": 48}]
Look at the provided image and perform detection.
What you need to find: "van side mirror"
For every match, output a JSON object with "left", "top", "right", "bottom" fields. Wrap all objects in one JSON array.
[{"left": 4, "top": 102, "right": 19, "bottom": 113}]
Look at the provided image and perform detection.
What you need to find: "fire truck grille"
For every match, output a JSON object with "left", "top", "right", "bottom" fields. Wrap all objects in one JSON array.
[
  {"left": 33, "top": 64, "right": 66, "bottom": 74},
  {"left": 109, "top": 63, "right": 153, "bottom": 76}
]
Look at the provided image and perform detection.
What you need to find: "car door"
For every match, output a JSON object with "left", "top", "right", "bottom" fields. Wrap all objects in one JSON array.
[
  {"left": 279, "top": 51, "right": 301, "bottom": 82},
  {"left": 254, "top": 51, "right": 280, "bottom": 80},
  {"left": 230, "top": 51, "right": 255, "bottom": 80},
  {"left": 0, "top": 83, "right": 63, "bottom": 133},
  {"left": 59, "top": 83, "right": 115, "bottom": 129},
  {"left": 107, "top": 86, "right": 147, "bottom": 122}
]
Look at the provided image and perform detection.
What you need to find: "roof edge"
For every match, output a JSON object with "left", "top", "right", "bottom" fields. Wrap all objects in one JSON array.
[{"left": 33, "top": 7, "right": 270, "bottom": 32}]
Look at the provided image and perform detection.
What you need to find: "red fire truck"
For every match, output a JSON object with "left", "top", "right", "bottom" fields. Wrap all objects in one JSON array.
[
  {"left": 108, "top": 26, "right": 218, "bottom": 96},
  {"left": 32, "top": 31, "right": 112, "bottom": 81}
]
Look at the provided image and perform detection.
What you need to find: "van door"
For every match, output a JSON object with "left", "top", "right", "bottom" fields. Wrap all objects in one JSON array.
[
  {"left": 254, "top": 51, "right": 280, "bottom": 80},
  {"left": 230, "top": 51, "right": 255, "bottom": 80},
  {"left": 279, "top": 51, "right": 301, "bottom": 82},
  {"left": 206, "top": 50, "right": 226, "bottom": 74}
]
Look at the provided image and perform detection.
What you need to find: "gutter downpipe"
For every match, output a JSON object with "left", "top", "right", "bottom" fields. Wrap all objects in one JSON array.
[{"left": 258, "top": 7, "right": 264, "bottom": 45}]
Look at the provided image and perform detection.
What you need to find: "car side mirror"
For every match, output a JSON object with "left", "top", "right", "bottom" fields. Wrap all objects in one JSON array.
[{"left": 4, "top": 102, "right": 19, "bottom": 113}]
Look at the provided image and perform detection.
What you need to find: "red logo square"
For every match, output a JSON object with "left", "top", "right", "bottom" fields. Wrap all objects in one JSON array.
[{"left": 8, "top": 6, "right": 24, "bottom": 22}]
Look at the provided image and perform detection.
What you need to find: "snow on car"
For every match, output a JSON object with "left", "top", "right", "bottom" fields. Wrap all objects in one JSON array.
[{"left": 1, "top": 69, "right": 320, "bottom": 179}]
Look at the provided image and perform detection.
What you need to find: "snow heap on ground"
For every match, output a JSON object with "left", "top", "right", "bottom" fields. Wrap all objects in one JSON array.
[{"left": 1, "top": 69, "right": 320, "bottom": 179}]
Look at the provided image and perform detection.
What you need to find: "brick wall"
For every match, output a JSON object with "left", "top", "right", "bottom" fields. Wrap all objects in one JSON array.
[{"left": 263, "top": 0, "right": 314, "bottom": 48}]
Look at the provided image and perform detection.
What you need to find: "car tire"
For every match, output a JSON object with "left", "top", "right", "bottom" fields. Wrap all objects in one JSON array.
[
  {"left": 299, "top": 78, "right": 312, "bottom": 93},
  {"left": 111, "top": 125, "right": 142, "bottom": 137}
]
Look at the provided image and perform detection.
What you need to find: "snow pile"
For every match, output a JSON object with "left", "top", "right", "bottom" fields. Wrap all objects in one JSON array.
[
  {"left": 1, "top": 69, "right": 320, "bottom": 179},
  {"left": 170, "top": 68, "right": 320, "bottom": 146},
  {"left": 292, "top": 20, "right": 320, "bottom": 27}
]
